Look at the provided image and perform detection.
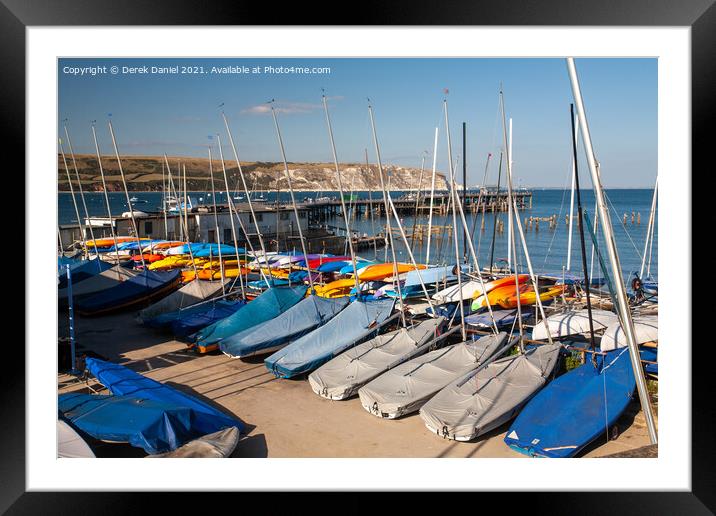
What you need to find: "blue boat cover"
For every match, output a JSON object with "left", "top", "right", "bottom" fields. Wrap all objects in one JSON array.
[
  {"left": 144, "top": 298, "right": 245, "bottom": 333},
  {"left": 76, "top": 269, "right": 181, "bottom": 315},
  {"left": 58, "top": 393, "right": 202, "bottom": 454},
  {"left": 504, "top": 347, "right": 636, "bottom": 458},
  {"left": 247, "top": 278, "right": 290, "bottom": 289},
  {"left": 58, "top": 258, "right": 113, "bottom": 288},
  {"left": 85, "top": 357, "right": 242, "bottom": 435},
  {"left": 265, "top": 298, "right": 395, "bottom": 378},
  {"left": 193, "top": 285, "right": 308, "bottom": 347},
  {"left": 340, "top": 261, "right": 375, "bottom": 275},
  {"left": 220, "top": 296, "right": 350, "bottom": 358}
]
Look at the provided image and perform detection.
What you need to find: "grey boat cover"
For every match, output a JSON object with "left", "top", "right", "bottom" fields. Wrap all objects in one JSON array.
[
  {"left": 265, "top": 298, "right": 395, "bottom": 378},
  {"left": 58, "top": 265, "right": 138, "bottom": 303},
  {"left": 432, "top": 280, "right": 486, "bottom": 305},
  {"left": 419, "top": 343, "right": 562, "bottom": 441},
  {"left": 220, "top": 295, "right": 350, "bottom": 358},
  {"left": 147, "top": 426, "right": 240, "bottom": 458},
  {"left": 531, "top": 309, "right": 619, "bottom": 340},
  {"left": 136, "top": 279, "right": 225, "bottom": 324},
  {"left": 600, "top": 315, "right": 658, "bottom": 351},
  {"left": 358, "top": 331, "right": 509, "bottom": 419},
  {"left": 57, "top": 420, "right": 95, "bottom": 458},
  {"left": 308, "top": 317, "right": 445, "bottom": 400}
]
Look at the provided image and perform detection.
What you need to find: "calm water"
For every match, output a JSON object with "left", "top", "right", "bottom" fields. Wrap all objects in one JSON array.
[{"left": 58, "top": 188, "right": 657, "bottom": 280}]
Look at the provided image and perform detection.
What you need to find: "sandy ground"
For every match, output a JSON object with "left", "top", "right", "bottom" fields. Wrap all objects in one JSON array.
[{"left": 58, "top": 310, "right": 654, "bottom": 458}]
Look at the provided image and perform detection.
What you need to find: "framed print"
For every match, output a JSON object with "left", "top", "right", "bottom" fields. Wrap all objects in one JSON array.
[{"left": 4, "top": 0, "right": 714, "bottom": 512}]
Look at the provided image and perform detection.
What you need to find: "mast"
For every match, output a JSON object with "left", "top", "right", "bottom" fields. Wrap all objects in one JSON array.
[
  {"left": 425, "top": 127, "right": 439, "bottom": 265},
  {"left": 161, "top": 159, "right": 168, "bottom": 239},
  {"left": 107, "top": 119, "right": 145, "bottom": 269},
  {"left": 369, "top": 103, "right": 435, "bottom": 314},
  {"left": 409, "top": 151, "right": 427, "bottom": 256},
  {"left": 500, "top": 89, "right": 553, "bottom": 345},
  {"left": 444, "top": 99, "right": 467, "bottom": 340},
  {"left": 368, "top": 102, "right": 406, "bottom": 326},
  {"left": 567, "top": 57, "right": 658, "bottom": 444},
  {"left": 322, "top": 94, "right": 361, "bottom": 295},
  {"left": 221, "top": 111, "right": 273, "bottom": 286},
  {"left": 488, "top": 152, "right": 503, "bottom": 273},
  {"left": 570, "top": 103, "right": 597, "bottom": 353},
  {"left": 207, "top": 145, "right": 226, "bottom": 295},
  {"left": 181, "top": 163, "right": 199, "bottom": 279},
  {"left": 63, "top": 125, "right": 99, "bottom": 261},
  {"left": 58, "top": 140, "right": 85, "bottom": 253},
  {"left": 217, "top": 133, "right": 246, "bottom": 298},
  {"left": 90, "top": 123, "right": 121, "bottom": 269},
  {"left": 364, "top": 149, "right": 378, "bottom": 260},
  {"left": 270, "top": 105, "right": 315, "bottom": 293},
  {"left": 506, "top": 117, "right": 513, "bottom": 271},
  {"left": 566, "top": 115, "right": 579, "bottom": 271},
  {"left": 462, "top": 122, "right": 467, "bottom": 262},
  {"left": 640, "top": 176, "right": 658, "bottom": 279}
]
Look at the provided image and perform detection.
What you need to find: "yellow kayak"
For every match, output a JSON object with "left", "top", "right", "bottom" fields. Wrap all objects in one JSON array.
[{"left": 314, "top": 278, "right": 357, "bottom": 298}]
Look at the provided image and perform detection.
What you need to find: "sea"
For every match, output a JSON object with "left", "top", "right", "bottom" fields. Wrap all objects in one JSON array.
[{"left": 58, "top": 188, "right": 657, "bottom": 281}]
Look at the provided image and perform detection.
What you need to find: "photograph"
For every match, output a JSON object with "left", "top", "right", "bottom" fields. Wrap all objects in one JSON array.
[{"left": 56, "top": 55, "right": 660, "bottom": 460}]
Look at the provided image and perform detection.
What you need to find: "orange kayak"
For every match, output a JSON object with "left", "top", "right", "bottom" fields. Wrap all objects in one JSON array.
[
  {"left": 471, "top": 274, "right": 531, "bottom": 298},
  {"left": 86, "top": 236, "right": 136, "bottom": 247},
  {"left": 182, "top": 267, "right": 251, "bottom": 282},
  {"left": 357, "top": 263, "right": 427, "bottom": 282},
  {"left": 497, "top": 285, "right": 564, "bottom": 309},
  {"left": 472, "top": 283, "right": 525, "bottom": 311},
  {"left": 131, "top": 253, "right": 165, "bottom": 264}
]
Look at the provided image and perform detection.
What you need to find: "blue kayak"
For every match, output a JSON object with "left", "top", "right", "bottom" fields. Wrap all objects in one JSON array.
[
  {"left": 265, "top": 298, "right": 395, "bottom": 379},
  {"left": 504, "top": 347, "right": 636, "bottom": 458},
  {"left": 193, "top": 285, "right": 308, "bottom": 353},
  {"left": 220, "top": 296, "right": 349, "bottom": 358},
  {"left": 76, "top": 269, "right": 181, "bottom": 316}
]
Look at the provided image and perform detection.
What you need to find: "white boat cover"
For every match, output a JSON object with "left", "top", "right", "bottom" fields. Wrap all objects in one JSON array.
[
  {"left": 432, "top": 280, "right": 487, "bottom": 305},
  {"left": 58, "top": 265, "right": 138, "bottom": 303},
  {"left": 531, "top": 309, "right": 619, "bottom": 340},
  {"left": 57, "top": 419, "right": 95, "bottom": 458},
  {"left": 136, "top": 280, "right": 225, "bottom": 323},
  {"left": 358, "top": 332, "right": 509, "bottom": 419},
  {"left": 308, "top": 317, "right": 445, "bottom": 400},
  {"left": 147, "top": 426, "right": 240, "bottom": 458},
  {"left": 599, "top": 315, "right": 658, "bottom": 351},
  {"left": 419, "top": 343, "right": 562, "bottom": 441}
]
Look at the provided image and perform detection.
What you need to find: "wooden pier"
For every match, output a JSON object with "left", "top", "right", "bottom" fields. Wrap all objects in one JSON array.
[{"left": 301, "top": 189, "right": 532, "bottom": 222}]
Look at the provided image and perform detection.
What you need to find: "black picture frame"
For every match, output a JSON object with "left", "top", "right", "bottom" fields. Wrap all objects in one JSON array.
[{"left": 5, "top": 0, "right": 712, "bottom": 513}]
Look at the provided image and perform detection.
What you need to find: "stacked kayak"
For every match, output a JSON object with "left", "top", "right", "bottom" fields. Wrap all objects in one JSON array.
[
  {"left": 358, "top": 332, "right": 510, "bottom": 419},
  {"left": 357, "top": 263, "right": 427, "bottom": 282},
  {"left": 314, "top": 279, "right": 356, "bottom": 299},
  {"left": 193, "top": 285, "right": 309, "bottom": 353},
  {"left": 265, "top": 298, "right": 395, "bottom": 379},
  {"left": 470, "top": 275, "right": 531, "bottom": 310},
  {"left": 220, "top": 296, "right": 350, "bottom": 358},
  {"left": 419, "top": 343, "right": 562, "bottom": 441},
  {"left": 308, "top": 317, "right": 445, "bottom": 400},
  {"left": 504, "top": 346, "right": 636, "bottom": 457},
  {"left": 76, "top": 269, "right": 181, "bottom": 316},
  {"left": 58, "top": 358, "right": 242, "bottom": 455}
]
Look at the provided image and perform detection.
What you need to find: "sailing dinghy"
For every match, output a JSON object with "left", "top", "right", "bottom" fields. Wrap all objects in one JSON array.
[
  {"left": 76, "top": 269, "right": 181, "bottom": 316},
  {"left": 504, "top": 346, "right": 636, "bottom": 457},
  {"left": 358, "top": 332, "right": 510, "bottom": 419},
  {"left": 58, "top": 265, "right": 138, "bottom": 307},
  {"left": 136, "top": 279, "right": 227, "bottom": 324},
  {"left": 419, "top": 343, "right": 561, "bottom": 441},
  {"left": 220, "top": 295, "right": 350, "bottom": 358},
  {"left": 308, "top": 317, "right": 445, "bottom": 400},
  {"left": 192, "top": 285, "right": 308, "bottom": 353},
  {"left": 531, "top": 309, "right": 619, "bottom": 340},
  {"left": 265, "top": 298, "right": 395, "bottom": 379}
]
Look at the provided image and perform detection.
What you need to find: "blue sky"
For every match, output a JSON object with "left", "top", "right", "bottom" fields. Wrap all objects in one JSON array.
[{"left": 58, "top": 58, "right": 657, "bottom": 188}]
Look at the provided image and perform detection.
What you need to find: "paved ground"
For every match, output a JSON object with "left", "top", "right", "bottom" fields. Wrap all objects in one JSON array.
[{"left": 58, "top": 310, "right": 655, "bottom": 458}]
